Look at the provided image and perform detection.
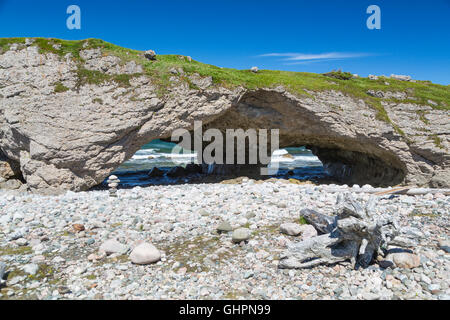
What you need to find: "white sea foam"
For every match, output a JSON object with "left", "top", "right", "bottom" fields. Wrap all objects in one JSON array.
[{"left": 129, "top": 148, "right": 322, "bottom": 167}]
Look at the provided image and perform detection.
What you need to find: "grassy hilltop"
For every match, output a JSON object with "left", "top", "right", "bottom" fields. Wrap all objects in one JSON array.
[{"left": 1, "top": 37, "right": 449, "bottom": 128}]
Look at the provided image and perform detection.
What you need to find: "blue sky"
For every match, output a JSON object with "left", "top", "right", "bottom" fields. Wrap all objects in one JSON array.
[{"left": 0, "top": 0, "right": 449, "bottom": 84}]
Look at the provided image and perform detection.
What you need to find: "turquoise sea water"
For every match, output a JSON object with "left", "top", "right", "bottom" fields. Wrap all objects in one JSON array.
[{"left": 112, "top": 140, "right": 326, "bottom": 187}]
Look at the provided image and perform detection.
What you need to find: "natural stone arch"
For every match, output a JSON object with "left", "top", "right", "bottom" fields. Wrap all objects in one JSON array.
[
  {"left": 0, "top": 42, "right": 448, "bottom": 193},
  {"left": 0, "top": 84, "right": 443, "bottom": 194},
  {"left": 198, "top": 89, "right": 406, "bottom": 186}
]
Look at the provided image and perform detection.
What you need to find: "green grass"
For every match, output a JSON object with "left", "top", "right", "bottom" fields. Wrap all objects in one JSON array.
[
  {"left": 323, "top": 70, "right": 354, "bottom": 80},
  {"left": 1, "top": 37, "right": 449, "bottom": 129},
  {"left": 92, "top": 98, "right": 103, "bottom": 104},
  {"left": 431, "top": 134, "right": 444, "bottom": 149},
  {"left": 0, "top": 245, "right": 32, "bottom": 256},
  {"left": 54, "top": 81, "right": 69, "bottom": 93},
  {"left": 299, "top": 216, "right": 308, "bottom": 225}
]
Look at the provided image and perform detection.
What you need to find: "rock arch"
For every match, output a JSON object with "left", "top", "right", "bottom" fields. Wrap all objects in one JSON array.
[
  {"left": 0, "top": 44, "right": 448, "bottom": 193},
  {"left": 200, "top": 89, "right": 407, "bottom": 186}
]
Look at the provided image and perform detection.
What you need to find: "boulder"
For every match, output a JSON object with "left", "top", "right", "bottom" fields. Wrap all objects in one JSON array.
[
  {"left": 280, "top": 223, "right": 302, "bottom": 236},
  {"left": 23, "top": 263, "right": 39, "bottom": 275},
  {"left": 385, "top": 252, "right": 421, "bottom": 269},
  {"left": 144, "top": 50, "right": 156, "bottom": 60},
  {"left": 148, "top": 167, "right": 164, "bottom": 177},
  {"left": 185, "top": 163, "right": 202, "bottom": 174},
  {"left": 130, "top": 242, "right": 161, "bottom": 264},
  {"left": 166, "top": 166, "right": 186, "bottom": 177},
  {"left": 217, "top": 221, "right": 233, "bottom": 233},
  {"left": 99, "top": 239, "right": 129, "bottom": 255},
  {"left": 298, "top": 224, "right": 318, "bottom": 239},
  {"left": 367, "top": 90, "right": 385, "bottom": 98},
  {"left": 390, "top": 74, "right": 411, "bottom": 81},
  {"left": 0, "top": 179, "right": 23, "bottom": 190},
  {"left": 438, "top": 239, "right": 450, "bottom": 253},
  {"left": 232, "top": 228, "right": 251, "bottom": 243}
]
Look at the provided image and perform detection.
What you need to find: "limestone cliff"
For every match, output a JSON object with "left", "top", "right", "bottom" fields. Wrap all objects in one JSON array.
[{"left": 0, "top": 38, "right": 448, "bottom": 193}]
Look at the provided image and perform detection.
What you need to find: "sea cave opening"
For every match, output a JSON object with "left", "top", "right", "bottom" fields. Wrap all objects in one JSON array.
[{"left": 105, "top": 139, "right": 328, "bottom": 188}]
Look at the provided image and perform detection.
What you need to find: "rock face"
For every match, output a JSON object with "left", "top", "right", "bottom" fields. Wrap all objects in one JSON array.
[{"left": 0, "top": 40, "right": 448, "bottom": 193}]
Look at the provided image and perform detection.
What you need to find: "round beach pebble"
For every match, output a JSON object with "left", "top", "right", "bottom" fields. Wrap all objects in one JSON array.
[
  {"left": 298, "top": 224, "right": 318, "bottom": 239},
  {"left": 280, "top": 223, "right": 317, "bottom": 239},
  {"left": 386, "top": 252, "right": 421, "bottom": 269},
  {"left": 99, "top": 239, "right": 129, "bottom": 255},
  {"left": 280, "top": 223, "right": 302, "bottom": 236},
  {"left": 232, "top": 228, "right": 251, "bottom": 243},
  {"left": 217, "top": 221, "right": 232, "bottom": 233},
  {"left": 129, "top": 242, "right": 161, "bottom": 265}
]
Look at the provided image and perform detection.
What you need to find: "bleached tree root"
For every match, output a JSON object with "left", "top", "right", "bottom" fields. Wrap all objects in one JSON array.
[{"left": 279, "top": 193, "right": 398, "bottom": 269}]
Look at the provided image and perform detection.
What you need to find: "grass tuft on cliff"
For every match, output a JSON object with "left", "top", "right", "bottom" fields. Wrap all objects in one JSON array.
[{"left": 1, "top": 37, "right": 449, "bottom": 123}]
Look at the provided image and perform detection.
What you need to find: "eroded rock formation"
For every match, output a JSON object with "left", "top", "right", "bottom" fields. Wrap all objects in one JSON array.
[{"left": 0, "top": 40, "right": 449, "bottom": 193}]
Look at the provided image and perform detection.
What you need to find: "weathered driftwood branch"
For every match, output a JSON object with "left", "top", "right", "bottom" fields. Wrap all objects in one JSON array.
[
  {"left": 279, "top": 193, "right": 399, "bottom": 269},
  {"left": 299, "top": 208, "right": 336, "bottom": 234},
  {"left": 318, "top": 186, "right": 450, "bottom": 196},
  {"left": 0, "top": 262, "right": 6, "bottom": 287}
]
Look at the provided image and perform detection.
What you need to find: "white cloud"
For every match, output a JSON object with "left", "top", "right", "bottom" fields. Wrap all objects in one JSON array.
[{"left": 258, "top": 52, "right": 370, "bottom": 64}]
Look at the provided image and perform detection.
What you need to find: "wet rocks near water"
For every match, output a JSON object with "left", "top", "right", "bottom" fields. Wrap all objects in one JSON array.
[
  {"left": 185, "top": 163, "right": 202, "bottom": 175},
  {"left": 167, "top": 166, "right": 187, "bottom": 178},
  {"left": 147, "top": 164, "right": 203, "bottom": 179},
  {"left": 148, "top": 167, "right": 164, "bottom": 178}
]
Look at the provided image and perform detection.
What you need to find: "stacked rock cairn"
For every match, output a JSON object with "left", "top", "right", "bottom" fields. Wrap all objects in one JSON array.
[{"left": 107, "top": 175, "right": 120, "bottom": 197}]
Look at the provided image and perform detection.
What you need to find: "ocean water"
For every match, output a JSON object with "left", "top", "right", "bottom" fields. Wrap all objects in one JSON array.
[{"left": 112, "top": 140, "right": 326, "bottom": 187}]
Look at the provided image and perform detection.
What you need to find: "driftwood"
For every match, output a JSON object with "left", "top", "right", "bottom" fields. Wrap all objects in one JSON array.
[
  {"left": 279, "top": 194, "right": 399, "bottom": 269},
  {"left": 0, "top": 262, "right": 6, "bottom": 287},
  {"left": 318, "top": 186, "right": 450, "bottom": 196},
  {"left": 299, "top": 209, "right": 336, "bottom": 234}
]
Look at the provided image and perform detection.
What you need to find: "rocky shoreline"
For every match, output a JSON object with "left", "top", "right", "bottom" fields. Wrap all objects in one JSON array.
[{"left": 0, "top": 179, "right": 448, "bottom": 300}]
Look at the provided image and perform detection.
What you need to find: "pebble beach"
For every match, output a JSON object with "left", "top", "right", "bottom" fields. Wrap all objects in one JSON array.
[{"left": 0, "top": 179, "right": 449, "bottom": 300}]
